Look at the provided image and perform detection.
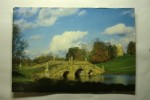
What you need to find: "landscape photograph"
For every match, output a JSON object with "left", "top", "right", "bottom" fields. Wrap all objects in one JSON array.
[{"left": 12, "top": 8, "right": 136, "bottom": 94}]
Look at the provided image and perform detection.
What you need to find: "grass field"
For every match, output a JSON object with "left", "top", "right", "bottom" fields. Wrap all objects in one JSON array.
[
  {"left": 96, "top": 55, "right": 136, "bottom": 74},
  {"left": 12, "top": 66, "right": 45, "bottom": 82}
]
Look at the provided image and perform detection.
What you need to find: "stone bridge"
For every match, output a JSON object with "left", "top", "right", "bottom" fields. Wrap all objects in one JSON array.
[{"left": 33, "top": 61, "right": 105, "bottom": 80}]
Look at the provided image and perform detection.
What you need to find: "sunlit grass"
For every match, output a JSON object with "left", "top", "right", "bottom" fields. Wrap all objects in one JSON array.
[
  {"left": 12, "top": 65, "right": 46, "bottom": 82},
  {"left": 96, "top": 55, "right": 136, "bottom": 74}
]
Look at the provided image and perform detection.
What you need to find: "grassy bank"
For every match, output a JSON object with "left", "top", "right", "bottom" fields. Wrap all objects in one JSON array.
[
  {"left": 96, "top": 55, "right": 136, "bottom": 74},
  {"left": 12, "top": 66, "right": 45, "bottom": 82}
]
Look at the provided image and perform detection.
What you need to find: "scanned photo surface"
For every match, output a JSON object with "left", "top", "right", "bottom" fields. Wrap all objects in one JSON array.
[{"left": 12, "top": 8, "right": 136, "bottom": 94}]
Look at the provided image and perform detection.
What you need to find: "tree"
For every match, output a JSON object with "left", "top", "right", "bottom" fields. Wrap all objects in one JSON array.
[
  {"left": 89, "top": 40, "right": 109, "bottom": 63},
  {"left": 12, "top": 24, "right": 28, "bottom": 68},
  {"left": 127, "top": 41, "right": 135, "bottom": 55},
  {"left": 33, "top": 54, "right": 53, "bottom": 64},
  {"left": 22, "top": 57, "right": 31, "bottom": 66},
  {"left": 66, "top": 47, "right": 86, "bottom": 61},
  {"left": 108, "top": 44, "right": 117, "bottom": 60}
]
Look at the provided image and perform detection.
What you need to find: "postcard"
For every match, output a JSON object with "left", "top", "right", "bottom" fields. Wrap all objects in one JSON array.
[{"left": 12, "top": 8, "right": 136, "bottom": 94}]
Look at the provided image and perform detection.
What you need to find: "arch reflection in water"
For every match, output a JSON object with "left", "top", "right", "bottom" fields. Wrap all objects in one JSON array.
[
  {"left": 80, "top": 75, "right": 104, "bottom": 82},
  {"left": 75, "top": 68, "right": 83, "bottom": 80},
  {"left": 88, "top": 70, "right": 93, "bottom": 76}
]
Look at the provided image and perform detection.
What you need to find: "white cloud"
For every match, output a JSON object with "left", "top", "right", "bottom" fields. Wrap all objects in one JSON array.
[
  {"left": 37, "top": 8, "right": 79, "bottom": 27},
  {"left": 49, "top": 31, "right": 88, "bottom": 54},
  {"left": 14, "top": 8, "right": 39, "bottom": 18},
  {"left": 77, "top": 10, "right": 87, "bottom": 16},
  {"left": 14, "top": 8, "right": 79, "bottom": 31},
  {"left": 49, "top": 8, "right": 79, "bottom": 17},
  {"left": 118, "top": 37, "right": 135, "bottom": 53},
  {"left": 105, "top": 23, "right": 136, "bottom": 52},
  {"left": 24, "top": 49, "right": 30, "bottom": 55},
  {"left": 14, "top": 18, "right": 38, "bottom": 31},
  {"left": 24, "top": 48, "right": 50, "bottom": 59},
  {"left": 110, "top": 38, "right": 127, "bottom": 52},
  {"left": 102, "top": 23, "right": 135, "bottom": 36},
  {"left": 37, "top": 16, "right": 57, "bottom": 27},
  {"left": 109, "top": 31, "right": 135, "bottom": 53}
]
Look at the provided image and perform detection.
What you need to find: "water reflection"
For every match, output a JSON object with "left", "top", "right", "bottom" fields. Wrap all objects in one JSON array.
[
  {"left": 102, "top": 74, "right": 135, "bottom": 85},
  {"left": 79, "top": 75, "right": 104, "bottom": 83},
  {"left": 66, "top": 74, "right": 135, "bottom": 85}
]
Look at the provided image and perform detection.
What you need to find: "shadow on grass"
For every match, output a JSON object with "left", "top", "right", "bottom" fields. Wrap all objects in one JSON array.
[
  {"left": 12, "top": 71, "right": 25, "bottom": 77},
  {"left": 12, "top": 77, "right": 135, "bottom": 96}
]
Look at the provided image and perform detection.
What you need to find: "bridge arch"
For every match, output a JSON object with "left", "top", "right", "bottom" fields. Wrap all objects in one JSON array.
[
  {"left": 63, "top": 71, "right": 69, "bottom": 79},
  {"left": 88, "top": 69, "right": 93, "bottom": 76},
  {"left": 75, "top": 68, "right": 83, "bottom": 80}
]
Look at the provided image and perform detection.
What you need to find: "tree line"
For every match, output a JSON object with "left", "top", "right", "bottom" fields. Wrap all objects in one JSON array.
[
  {"left": 65, "top": 39, "right": 135, "bottom": 64},
  {"left": 65, "top": 40, "right": 117, "bottom": 63}
]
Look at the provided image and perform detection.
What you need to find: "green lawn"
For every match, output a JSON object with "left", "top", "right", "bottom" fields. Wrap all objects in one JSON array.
[
  {"left": 96, "top": 55, "right": 136, "bottom": 74},
  {"left": 12, "top": 66, "right": 46, "bottom": 82}
]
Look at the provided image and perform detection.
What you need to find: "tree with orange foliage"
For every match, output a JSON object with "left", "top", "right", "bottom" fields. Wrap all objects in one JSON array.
[{"left": 90, "top": 40, "right": 109, "bottom": 63}]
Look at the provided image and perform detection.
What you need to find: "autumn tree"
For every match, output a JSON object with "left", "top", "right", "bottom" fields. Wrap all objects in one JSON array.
[
  {"left": 127, "top": 41, "right": 136, "bottom": 55},
  {"left": 89, "top": 40, "right": 109, "bottom": 63},
  {"left": 12, "top": 24, "right": 28, "bottom": 68}
]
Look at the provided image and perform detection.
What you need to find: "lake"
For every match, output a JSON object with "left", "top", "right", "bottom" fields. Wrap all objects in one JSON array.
[{"left": 78, "top": 74, "right": 135, "bottom": 85}]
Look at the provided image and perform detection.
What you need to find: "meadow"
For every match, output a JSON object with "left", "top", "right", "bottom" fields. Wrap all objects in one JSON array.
[{"left": 96, "top": 55, "right": 136, "bottom": 74}]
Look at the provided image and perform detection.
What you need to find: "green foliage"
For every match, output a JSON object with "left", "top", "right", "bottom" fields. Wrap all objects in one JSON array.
[
  {"left": 108, "top": 44, "right": 117, "bottom": 60},
  {"left": 12, "top": 65, "right": 45, "bottom": 82},
  {"left": 22, "top": 57, "right": 31, "bottom": 66},
  {"left": 127, "top": 41, "right": 136, "bottom": 55},
  {"left": 12, "top": 24, "right": 28, "bottom": 68},
  {"left": 33, "top": 54, "right": 65, "bottom": 64},
  {"left": 33, "top": 54, "right": 53, "bottom": 64},
  {"left": 66, "top": 47, "right": 86, "bottom": 61}
]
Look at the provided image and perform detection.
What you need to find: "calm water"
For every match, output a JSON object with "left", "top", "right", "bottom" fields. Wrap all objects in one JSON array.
[{"left": 78, "top": 74, "right": 135, "bottom": 85}]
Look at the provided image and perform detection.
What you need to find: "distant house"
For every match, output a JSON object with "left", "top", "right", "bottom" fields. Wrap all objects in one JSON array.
[{"left": 116, "top": 44, "right": 124, "bottom": 56}]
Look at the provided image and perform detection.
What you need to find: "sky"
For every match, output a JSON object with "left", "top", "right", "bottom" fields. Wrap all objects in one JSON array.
[{"left": 13, "top": 8, "right": 135, "bottom": 59}]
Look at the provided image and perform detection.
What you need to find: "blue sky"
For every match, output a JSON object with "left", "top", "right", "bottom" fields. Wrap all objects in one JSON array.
[{"left": 13, "top": 8, "right": 135, "bottom": 59}]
